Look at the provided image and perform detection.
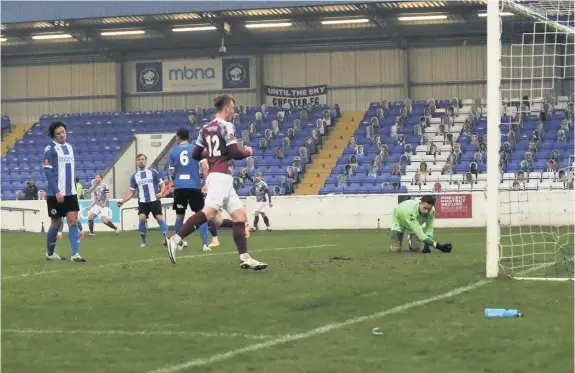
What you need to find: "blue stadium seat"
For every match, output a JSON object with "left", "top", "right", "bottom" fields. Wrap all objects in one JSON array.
[{"left": 325, "top": 98, "right": 574, "bottom": 195}]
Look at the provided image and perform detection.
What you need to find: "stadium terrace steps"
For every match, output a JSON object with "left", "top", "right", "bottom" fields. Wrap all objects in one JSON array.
[
  {"left": 296, "top": 112, "right": 363, "bottom": 195},
  {"left": 1, "top": 124, "right": 33, "bottom": 156}
]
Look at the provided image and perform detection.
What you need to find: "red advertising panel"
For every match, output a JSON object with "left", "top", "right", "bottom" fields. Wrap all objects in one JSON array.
[{"left": 435, "top": 194, "right": 472, "bottom": 219}]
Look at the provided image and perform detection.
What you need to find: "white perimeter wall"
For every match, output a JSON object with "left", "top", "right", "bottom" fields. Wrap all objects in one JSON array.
[{"left": 2, "top": 191, "right": 572, "bottom": 233}]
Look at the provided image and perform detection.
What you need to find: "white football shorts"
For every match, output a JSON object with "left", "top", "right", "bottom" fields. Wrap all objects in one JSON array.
[
  {"left": 89, "top": 205, "right": 111, "bottom": 218},
  {"left": 204, "top": 172, "right": 243, "bottom": 215},
  {"left": 254, "top": 202, "right": 267, "bottom": 213}
]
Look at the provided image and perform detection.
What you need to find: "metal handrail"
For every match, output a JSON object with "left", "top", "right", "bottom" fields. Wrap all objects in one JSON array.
[
  {"left": 119, "top": 201, "right": 173, "bottom": 231},
  {"left": 1, "top": 206, "right": 41, "bottom": 228}
]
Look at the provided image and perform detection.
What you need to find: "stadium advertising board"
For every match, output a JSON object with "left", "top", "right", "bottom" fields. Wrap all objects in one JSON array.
[
  {"left": 397, "top": 194, "right": 472, "bottom": 219},
  {"left": 434, "top": 194, "right": 472, "bottom": 219},
  {"left": 135, "top": 58, "right": 250, "bottom": 93},
  {"left": 1, "top": 192, "right": 570, "bottom": 232},
  {"left": 264, "top": 85, "right": 327, "bottom": 108}
]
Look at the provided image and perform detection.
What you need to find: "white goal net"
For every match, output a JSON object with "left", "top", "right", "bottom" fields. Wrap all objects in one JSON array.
[{"left": 488, "top": 0, "right": 575, "bottom": 280}]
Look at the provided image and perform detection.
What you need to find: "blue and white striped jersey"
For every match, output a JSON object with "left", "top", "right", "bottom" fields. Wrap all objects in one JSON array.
[
  {"left": 130, "top": 168, "right": 163, "bottom": 203},
  {"left": 43, "top": 141, "right": 77, "bottom": 196}
]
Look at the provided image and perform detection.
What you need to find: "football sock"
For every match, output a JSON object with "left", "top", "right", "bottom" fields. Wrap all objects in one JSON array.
[
  {"left": 220, "top": 219, "right": 233, "bottom": 228},
  {"left": 88, "top": 220, "right": 94, "bottom": 233},
  {"left": 68, "top": 224, "right": 80, "bottom": 255},
  {"left": 47, "top": 226, "right": 58, "bottom": 255},
  {"left": 177, "top": 211, "right": 207, "bottom": 240},
  {"left": 232, "top": 222, "right": 248, "bottom": 255},
  {"left": 105, "top": 221, "right": 117, "bottom": 230},
  {"left": 263, "top": 216, "right": 270, "bottom": 227},
  {"left": 158, "top": 219, "right": 169, "bottom": 238},
  {"left": 253, "top": 215, "right": 260, "bottom": 228},
  {"left": 138, "top": 221, "right": 147, "bottom": 244},
  {"left": 175, "top": 217, "right": 184, "bottom": 234},
  {"left": 57, "top": 220, "right": 64, "bottom": 233},
  {"left": 199, "top": 223, "right": 209, "bottom": 246},
  {"left": 208, "top": 221, "right": 218, "bottom": 238}
]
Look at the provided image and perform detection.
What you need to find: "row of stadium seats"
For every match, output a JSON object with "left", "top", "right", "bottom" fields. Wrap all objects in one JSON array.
[
  {"left": 0, "top": 104, "right": 340, "bottom": 200},
  {"left": 319, "top": 96, "right": 574, "bottom": 195}
]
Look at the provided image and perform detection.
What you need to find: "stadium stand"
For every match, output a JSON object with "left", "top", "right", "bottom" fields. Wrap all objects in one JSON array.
[
  {"left": 0, "top": 104, "right": 340, "bottom": 200},
  {"left": 1, "top": 116, "right": 10, "bottom": 139},
  {"left": 320, "top": 96, "right": 574, "bottom": 195}
]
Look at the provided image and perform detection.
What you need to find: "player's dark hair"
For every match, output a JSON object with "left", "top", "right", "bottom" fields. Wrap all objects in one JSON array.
[
  {"left": 176, "top": 128, "right": 190, "bottom": 141},
  {"left": 136, "top": 153, "right": 147, "bottom": 160},
  {"left": 421, "top": 195, "right": 436, "bottom": 205},
  {"left": 213, "top": 95, "right": 235, "bottom": 112},
  {"left": 48, "top": 121, "right": 66, "bottom": 138}
]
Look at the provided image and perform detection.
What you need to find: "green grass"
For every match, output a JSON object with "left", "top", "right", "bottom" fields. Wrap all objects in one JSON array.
[{"left": 2, "top": 228, "right": 573, "bottom": 373}]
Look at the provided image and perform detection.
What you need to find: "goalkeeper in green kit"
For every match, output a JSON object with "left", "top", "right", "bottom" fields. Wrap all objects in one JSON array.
[{"left": 390, "top": 195, "right": 452, "bottom": 253}]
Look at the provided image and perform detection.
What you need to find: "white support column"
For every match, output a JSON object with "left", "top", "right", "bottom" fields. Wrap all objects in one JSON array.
[{"left": 486, "top": 0, "right": 502, "bottom": 278}]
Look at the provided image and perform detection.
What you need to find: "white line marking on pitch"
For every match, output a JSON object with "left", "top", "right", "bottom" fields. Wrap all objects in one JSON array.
[
  {"left": 318, "top": 231, "right": 484, "bottom": 238},
  {"left": 144, "top": 279, "right": 491, "bottom": 373},
  {"left": 2, "top": 328, "right": 275, "bottom": 340},
  {"left": 1, "top": 244, "right": 337, "bottom": 281}
]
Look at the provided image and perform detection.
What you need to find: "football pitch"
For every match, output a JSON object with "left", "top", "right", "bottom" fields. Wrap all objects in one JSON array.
[{"left": 2, "top": 228, "right": 573, "bottom": 373}]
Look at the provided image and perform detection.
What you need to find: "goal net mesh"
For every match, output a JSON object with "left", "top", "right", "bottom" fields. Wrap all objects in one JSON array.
[{"left": 498, "top": 0, "right": 575, "bottom": 279}]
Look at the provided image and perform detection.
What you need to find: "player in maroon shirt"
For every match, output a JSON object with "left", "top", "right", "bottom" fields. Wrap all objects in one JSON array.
[{"left": 166, "top": 95, "right": 268, "bottom": 270}]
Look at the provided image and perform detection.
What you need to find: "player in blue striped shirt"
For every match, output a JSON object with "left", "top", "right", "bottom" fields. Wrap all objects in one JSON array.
[
  {"left": 117, "top": 154, "right": 168, "bottom": 247},
  {"left": 168, "top": 128, "right": 211, "bottom": 252},
  {"left": 43, "top": 121, "right": 85, "bottom": 262}
]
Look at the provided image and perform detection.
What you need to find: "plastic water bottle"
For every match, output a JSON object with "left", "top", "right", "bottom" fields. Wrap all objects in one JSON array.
[{"left": 484, "top": 308, "right": 523, "bottom": 318}]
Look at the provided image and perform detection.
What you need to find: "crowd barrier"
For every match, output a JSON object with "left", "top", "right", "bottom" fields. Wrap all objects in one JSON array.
[{"left": 1, "top": 191, "right": 572, "bottom": 233}]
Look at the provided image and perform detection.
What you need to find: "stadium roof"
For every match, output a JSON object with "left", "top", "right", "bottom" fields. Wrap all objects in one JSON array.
[
  {"left": 1, "top": 1, "right": 372, "bottom": 24},
  {"left": 0, "top": 0, "right": 538, "bottom": 64}
]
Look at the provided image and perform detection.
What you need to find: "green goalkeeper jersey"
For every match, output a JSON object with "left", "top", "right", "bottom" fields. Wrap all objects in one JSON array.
[{"left": 391, "top": 199, "right": 435, "bottom": 243}]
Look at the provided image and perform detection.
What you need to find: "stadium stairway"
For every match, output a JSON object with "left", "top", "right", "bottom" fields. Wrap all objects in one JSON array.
[
  {"left": 1, "top": 124, "right": 33, "bottom": 156},
  {"left": 295, "top": 112, "right": 362, "bottom": 195}
]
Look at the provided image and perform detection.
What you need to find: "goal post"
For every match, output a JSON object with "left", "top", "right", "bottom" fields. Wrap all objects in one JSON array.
[
  {"left": 486, "top": 0, "right": 502, "bottom": 279},
  {"left": 486, "top": 0, "right": 575, "bottom": 280}
]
